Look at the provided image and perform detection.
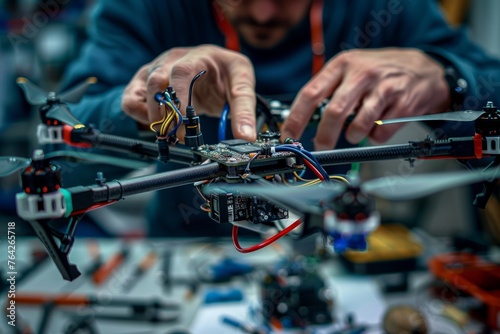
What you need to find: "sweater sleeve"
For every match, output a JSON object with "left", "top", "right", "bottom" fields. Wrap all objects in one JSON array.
[
  {"left": 393, "top": 0, "right": 500, "bottom": 111},
  {"left": 61, "top": 0, "right": 167, "bottom": 129},
  {"left": 57, "top": 0, "right": 169, "bottom": 186}
]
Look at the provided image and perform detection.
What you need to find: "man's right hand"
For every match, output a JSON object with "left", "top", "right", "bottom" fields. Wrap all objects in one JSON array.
[{"left": 121, "top": 45, "right": 257, "bottom": 141}]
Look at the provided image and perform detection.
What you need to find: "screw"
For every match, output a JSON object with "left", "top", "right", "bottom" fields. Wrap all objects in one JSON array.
[
  {"left": 33, "top": 149, "right": 45, "bottom": 161},
  {"left": 95, "top": 172, "right": 106, "bottom": 185}
]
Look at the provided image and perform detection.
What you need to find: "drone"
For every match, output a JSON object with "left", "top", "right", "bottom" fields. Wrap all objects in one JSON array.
[{"left": 3, "top": 71, "right": 499, "bottom": 281}]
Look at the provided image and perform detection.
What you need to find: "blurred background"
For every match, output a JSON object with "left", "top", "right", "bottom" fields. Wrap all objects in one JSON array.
[
  {"left": 0, "top": 0, "right": 498, "bottom": 244},
  {"left": 0, "top": 0, "right": 93, "bottom": 232}
]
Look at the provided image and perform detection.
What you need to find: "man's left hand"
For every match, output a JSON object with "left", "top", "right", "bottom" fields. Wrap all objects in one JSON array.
[{"left": 281, "top": 48, "right": 451, "bottom": 150}]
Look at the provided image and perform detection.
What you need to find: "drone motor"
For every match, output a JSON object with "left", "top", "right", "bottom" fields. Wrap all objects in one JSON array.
[{"left": 16, "top": 150, "right": 67, "bottom": 221}]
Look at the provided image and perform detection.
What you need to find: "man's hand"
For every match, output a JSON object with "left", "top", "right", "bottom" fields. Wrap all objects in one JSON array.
[
  {"left": 281, "top": 48, "right": 451, "bottom": 150},
  {"left": 122, "top": 45, "right": 257, "bottom": 141}
]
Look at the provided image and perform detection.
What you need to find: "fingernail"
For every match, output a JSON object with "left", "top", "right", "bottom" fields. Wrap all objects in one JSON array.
[{"left": 240, "top": 124, "right": 255, "bottom": 140}]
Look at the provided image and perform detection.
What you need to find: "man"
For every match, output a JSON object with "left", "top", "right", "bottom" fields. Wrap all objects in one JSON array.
[{"left": 61, "top": 0, "right": 500, "bottom": 236}]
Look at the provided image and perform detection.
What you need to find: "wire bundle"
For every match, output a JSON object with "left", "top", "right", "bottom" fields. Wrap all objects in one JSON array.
[
  {"left": 274, "top": 143, "right": 331, "bottom": 182},
  {"left": 150, "top": 92, "right": 183, "bottom": 140},
  {"left": 230, "top": 143, "right": 348, "bottom": 253}
]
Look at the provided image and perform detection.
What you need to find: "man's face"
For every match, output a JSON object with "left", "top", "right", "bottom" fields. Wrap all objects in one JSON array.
[{"left": 217, "top": 0, "right": 313, "bottom": 48}]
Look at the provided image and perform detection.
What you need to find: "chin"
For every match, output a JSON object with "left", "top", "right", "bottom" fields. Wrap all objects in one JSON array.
[
  {"left": 238, "top": 26, "right": 286, "bottom": 49},
  {"left": 245, "top": 34, "right": 284, "bottom": 49}
]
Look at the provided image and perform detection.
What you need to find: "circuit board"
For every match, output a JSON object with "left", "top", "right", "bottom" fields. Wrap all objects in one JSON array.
[
  {"left": 192, "top": 137, "right": 305, "bottom": 178},
  {"left": 209, "top": 189, "right": 289, "bottom": 224}
]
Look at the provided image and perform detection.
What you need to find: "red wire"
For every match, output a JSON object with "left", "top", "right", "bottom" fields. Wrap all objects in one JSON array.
[
  {"left": 304, "top": 159, "right": 325, "bottom": 181},
  {"left": 71, "top": 201, "right": 117, "bottom": 216},
  {"left": 231, "top": 153, "right": 324, "bottom": 253},
  {"left": 232, "top": 219, "right": 303, "bottom": 253}
]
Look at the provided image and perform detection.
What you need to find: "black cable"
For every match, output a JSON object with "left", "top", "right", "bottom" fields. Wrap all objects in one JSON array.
[{"left": 187, "top": 70, "right": 207, "bottom": 109}]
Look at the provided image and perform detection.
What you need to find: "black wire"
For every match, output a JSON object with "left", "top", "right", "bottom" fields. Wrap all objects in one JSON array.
[{"left": 188, "top": 70, "right": 207, "bottom": 107}]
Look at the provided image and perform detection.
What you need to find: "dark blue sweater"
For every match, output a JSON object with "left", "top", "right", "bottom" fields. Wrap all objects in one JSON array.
[{"left": 61, "top": 0, "right": 500, "bottom": 236}]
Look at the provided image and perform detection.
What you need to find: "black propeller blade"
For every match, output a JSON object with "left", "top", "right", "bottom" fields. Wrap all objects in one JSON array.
[
  {"left": 45, "top": 150, "right": 150, "bottom": 169},
  {"left": 375, "top": 110, "right": 485, "bottom": 125},
  {"left": 58, "top": 77, "right": 97, "bottom": 103},
  {"left": 362, "top": 167, "right": 499, "bottom": 201},
  {"left": 204, "top": 168, "right": 499, "bottom": 213},
  {"left": 16, "top": 77, "right": 96, "bottom": 126},
  {"left": 0, "top": 157, "right": 31, "bottom": 177},
  {"left": 45, "top": 104, "right": 82, "bottom": 127},
  {"left": 204, "top": 181, "right": 346, "bottom": 215},
  {"left": 0, "top": 151, "right": 149, "bottom": 177},
  {"left": 16, "top": 77, "right": 48, "bottom": 105}
]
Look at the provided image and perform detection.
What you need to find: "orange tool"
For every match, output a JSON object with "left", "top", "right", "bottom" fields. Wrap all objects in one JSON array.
[
  {"left": 429, "top": 252, "right": 500, "bottom": 329},
  {"left": 92, "top": 247, "right": 129, "bottom": 285}
]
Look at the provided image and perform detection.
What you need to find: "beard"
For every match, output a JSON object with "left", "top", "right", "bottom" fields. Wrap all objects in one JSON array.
[{"left": 232, "top": 17, "right": 292, "bottom": 47}]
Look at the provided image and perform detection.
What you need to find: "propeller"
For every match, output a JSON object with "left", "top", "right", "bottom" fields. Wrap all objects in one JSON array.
[
  {"left": 0, "top": 157, "right": 31, "bottom": 177},
  {"left": 17, "top": 77, "right": 97, "bottom": 126},
  {"left": 204, "top": 168, "right": 500, "bottom": 215},
  {"left": 208, "top": 180, "right": 345, "bottom": 216},
  {"left": 58, "top": 77, "right": 97, "bottom": 103},
  {"left": 15, "top": 77, "right": 49, "bottom": 105},
  {"left": 375, "top": 110, "right": 485, "bottom": 125},
  {"left": 44, "top": 104, "right": 82, "bottom": 127},
  {"left": 0, "top": 151, "right": 149, "bottom": 177},
  {"left": 362, "top": 167, "right": 499, "bottom": 200}
]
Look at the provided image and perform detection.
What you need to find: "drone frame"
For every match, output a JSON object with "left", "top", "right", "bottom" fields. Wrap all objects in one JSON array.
[{"left": 9, "top": 76, "right": 500, "bottom": 281}]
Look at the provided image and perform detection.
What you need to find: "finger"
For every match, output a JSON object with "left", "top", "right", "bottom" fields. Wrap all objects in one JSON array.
[
  {"left": 121, "top": 65, "right": 150, "bottom": 124},
  {"left": 172, "top": 52, "right": 229, "bottom": 114},
  {"left": 345, "top": 87, "right": 388, "bottom": 144},
  {"left": 145, "top": 48, "right": 191, "bottom": 123},
  {"left": 227, "top": 56, "right": 256, "bottom": 141},
  {"left": 146, "top": 61, "right": 176, "bottom": 123},
  {"left": 366, "top": 78, "right": 412, "bottom": 143},
  {"left": 314, "top": 70, "right": 375, "bottom": 150},
  {"left": 369, "top": 99, "right": 409, "bottom": 143},
  {"left": 281, "top": 65, "right": 343, "bottom": 142}
]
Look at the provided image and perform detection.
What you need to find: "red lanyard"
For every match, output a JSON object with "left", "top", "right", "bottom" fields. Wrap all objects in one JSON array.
[{"left": 212, "top": 0, "right": 325, "bottom": 76}]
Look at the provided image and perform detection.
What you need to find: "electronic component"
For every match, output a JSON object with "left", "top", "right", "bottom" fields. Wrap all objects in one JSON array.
[
  {"left": 193, "top": 138, "right": 304, "bottom": 181},
  {"left": 209, "top": 187, "right": 288, "bottom": 224},
  {"left": 183, "top": 71, "right": 206, "bottom": 149},
  {"left": 16, "top": 150, "right": 66, "bottom": 220},
  {"left": 340, "top": 224, "right": 423, "bottom": 275},
  {"left": 260, "top": 259, "right": 333, "bottom": 328},
  {"left": 324, "top": 184, "right": 379, "bottom": 252}
]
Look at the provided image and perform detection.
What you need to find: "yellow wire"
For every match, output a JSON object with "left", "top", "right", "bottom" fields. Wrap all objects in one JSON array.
[
  {"left": 150, "top": 104, "right": 168, "bottom": 133},
  {"left": 281, "top": 175, "right": 291, "bottom": 186},
  {"left": 293, "top": 171, "right": 313, "bottom": 182},
  {"left": 159, "top": 102, "right": 181, "bottom": 136},
  {"left": 159, "top": 104, "right": 172, "bottom": 135},
  {"left": 150, "top": 101, "right": 183, "bottom": 137},
  {"left": 330, "top": 175, "right": 350, "bottom": 183},
  {"left": 160, "top": 108, "right": 176, "bottom": 135},
  {"left": 289, "top": 174, "right": 350, "bottom": 187}
]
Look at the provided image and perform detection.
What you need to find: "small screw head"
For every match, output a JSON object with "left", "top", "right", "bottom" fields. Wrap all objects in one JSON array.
[{"left": 33, "top": 149, "right": 45, "bottom": 161}]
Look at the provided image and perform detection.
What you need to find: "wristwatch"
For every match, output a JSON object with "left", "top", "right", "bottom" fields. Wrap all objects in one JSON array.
[{"left": 444, "top": 66, "right": 468, "bottom": 110}]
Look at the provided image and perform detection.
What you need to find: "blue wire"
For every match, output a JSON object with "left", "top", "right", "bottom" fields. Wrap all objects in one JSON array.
[
  {"left": 154, "top": 92, "right": 165, "bottom": 103},
  {"left": 282, "top": 144, "right": 323, "bottom": 169},
  {"left": 219, "top": 102, "right": 230, "bottom": 142},
  {"left": 159, "top": 93, "right": 183, "bottom": 137},
  {"left": 168, "top": 105, "right": 183, "bottom": 137},
  {"left": 275, "top": 145, "right": 331, "bottom": 182}
]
